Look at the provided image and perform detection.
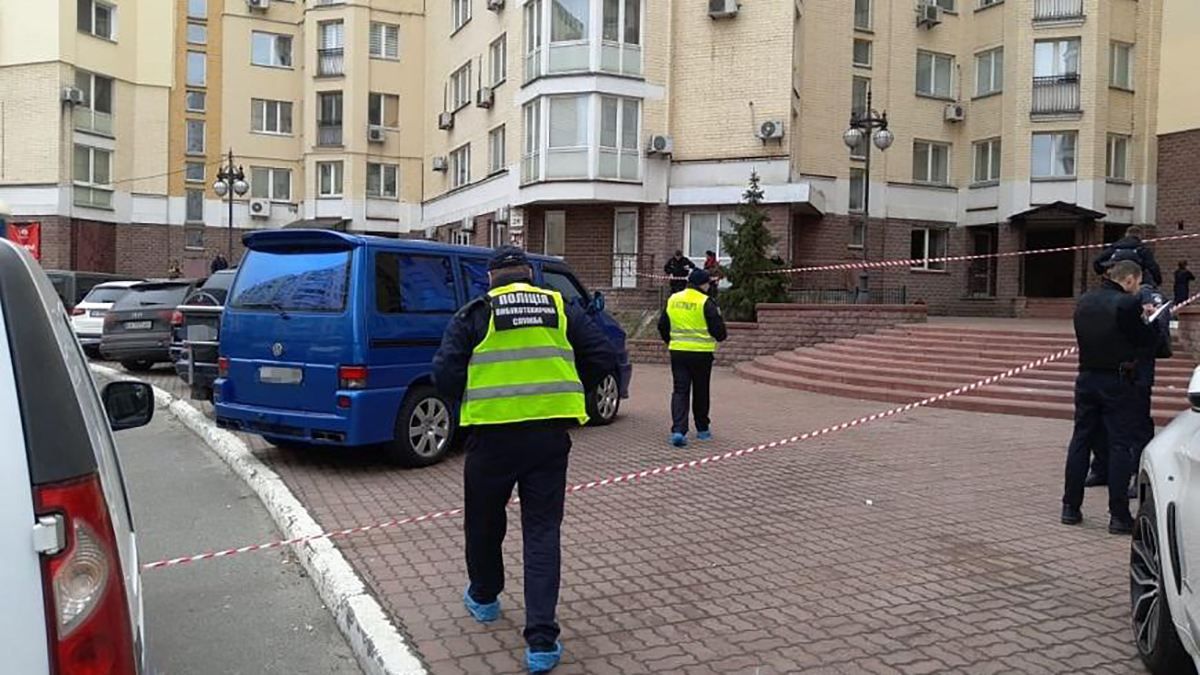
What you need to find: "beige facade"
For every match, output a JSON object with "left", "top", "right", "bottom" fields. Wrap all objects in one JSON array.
[{"left": 1158, "top": 0, "right": 1200, "bottom": 136}]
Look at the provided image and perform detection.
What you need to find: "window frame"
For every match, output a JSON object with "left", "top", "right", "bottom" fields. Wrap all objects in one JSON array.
[
  {"left": 78, "top": 0, "right": 117, "bottom": 40},
  {"left": 250, "top": 166, "right": 293, "bottom": 202},
  {"left": 974, "top": 47, "right": 1004, "bottom": 97},
  {"left": 1034, "top": 38, "right": 1081, "bottom": 78},
  {"left": 849, "top": 167, "right": 866, "bottom": 216},
  {"left": 187, "top": 0, "right": 207, "bottom": 19},
  {"left": 186, "top": 119, "right": 206, "bottom": 156},
  {"left": 369, "top": 21, "right": 400, "bottom": 60},
  {"left": 1110, "top": 41, "right": 1134, "bottom": 91},
  {"left": 73, "top": 70, "right": 114, "bottom": 135},
  {"left": 1031, "top": 131, "right": 1078, "bottom": 179},
  {"left": 450, "top": 62, "right": 473, "bottom": 111},
  {"left": 598, "top": 96, "right": 640, "bottom": 181},
  {"left": 366, "top": 162, "right": 399, "bottom": 199},
  {"left": 450, "top": 144, "right": 471, "bottom": 189},
  {"left": 489, "top": 124, "right": 507, "bottom": 175},
  {"left": 910, "top": 228, "right": 949, "bottom": 272},
  {"left": 544, "top": 210, "right": 566, "bottom": 257},
  {"left": 854, "top": 0, "right": 872, "bottom": 31},
  {"left": 185, "top": 225, "right": 205, "bottom": 251},
  {"left": 684, "top": 211, "right": 737, "bottom": 262},
  {"left": 916, "top": 50, "right": 955, "bottom": 99},
  {"left": 185, "top": 162, "right": 206, "bottom": 184},
  {"left": 317, "top": 161, "right": 345, "bottom": 197},
  {"left": 912, "top": 140, "right": 951, "bottom": 186},
  {"left": 187, "top": 51, "right": 207, "bottom": 87},
  {"left": 972, "top": 138, "right": 1002, "bottom": 185},
  {"left": 185, "top": 188, "right": 205, "bottom": 223},
  {"left": 250, "top": 31, "right": 294, "bottom": 69},
  {"left": 72, "top": 144, "right": 113, "bottom": 209},
  {"left": 852, "top": 39, "right": 872, "bottom": 68},
  {"left": 250, "top": 98, "right": 294, "bottom": 136},
  {"left": 368, "top": 92, "right": 400, "bottom": 129},
  {"left": 1106, "top": 134, "right": 1131, "bottom": 182},
  {"left": 490, "top": 34, "right": 508, "bottom": 86},
  {"left": 185, "top": 90, "right": 207, "bottom": 112},
  {"left": 451, "top": 0, "right": 472, "bottom": 33}
]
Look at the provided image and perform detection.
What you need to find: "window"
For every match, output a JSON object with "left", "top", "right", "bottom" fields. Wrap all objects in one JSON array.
[
  {"left": 186, "top": 189, "right": 204, "bottom": 222},
  {"left": 979, "top": 0, "right": 1002, "bottom": 6},
  {"left": 185, "top": 225, "right": 205, "bottom": 251},
  {"left": 187, "top": 51, "right": 207, "bottom": 87},
  {"left": 547, "top": 95, "right": 588, "bottom": 179},
  {"left": 318, "top": 92, "right": 343, "bottom": 145},
  {"left": 317, "top": 161, "right": 344, "bottom": 197},
  {"left": 367, "top": 163, "right": 399, "bottom": 198},
  {"left": 460, "top": 258, "right": 491, "bottom": 300},
  {"left": 232, "top": 250, "right": 351, "bottom": 313},
  {"left": 187, "top": 0, "right": 207, "bottom": 19},
  {"left": 685, "top": 212, "right": 737, "bottom": 260},
  {"left": 544, "top": 211, "right": 566, "bottom": 256},
  {"left": 72, "top": 145, "right": 112, "bottom": 209},
  {"left": 1031, "top": 131, "right": 1077, "bottom": 178},
  {"left": 251, "top": 32, "right": 293, "bottom": 68},
  {"left": 451, "top": 230, "right": 473, "bottom": 246},
  {"left": 185, "top": 162, "right": 205, "bottom": 183},
  {"left": 599, "top": 96, "right": 639, "bottom": 181},
  {"left": 524, "top": 0, "right": 544, "bottom": 81},
  {"left": 849, "top": 167, "right": 866, "bottom": 214},
  {"left": 73, "top": 71, "right": 113, "bottom": 135},
  {"left": 550, "top": 0, "right": 589, "bottom": 73},
  {"left": 522, "top": 101, "right": 541, "bottom": 183},
  {"left": 186, "top": 90, "right": 206, "bottom": 112},
  {"left": 186, "top": 119, "right": 205, "bottom": 155},
  {"left": 377, "top": 254, "right": 457, "bottom": 314},
  {"left": 251, "top": 99, "right": 294, "bottom": 135},
  {"left": 601, "top": 0, "right": 642, "bottom": 75},
  {"left": 450, "top": 62, "right": 472, "bottom": 110},
  {"left": 318, "top": 21, "right": 344, "bottom": 76},
  {"left": 913, "top": 140, "right": 950, "bottom": 185},
  {"left": 851, "top": 76, "right": 869, "bottom": 160},
  {"left": 975, "top": 48, "right": 1003, "bottom": 96},
  {"left": 853, "top": 39, "right": 872, "bottom": 68},
  {"left": 490, "top": 34, "right": 508, "bottom": 85},
  {"left": 932, "top": 0, "right": 955, "bottom": 10},
  {"left": 489, "top": 125, "right": 507, "bottom": 174},
  {"left": 450, "top": 144, "right": 471, "bottom": 188},
  {"left": 973, "top": 138, "right": 1002, "bottom": 184},
  {"left": 187, "top": 22, "right": 207, "bottom": 45},
  {"left": 78, "top": 0, "right": 116, "bottom": 40},
  {"left": 251, "top": 167, "right": 292, "bottom": 201},
  {"left": 370, "top": 22, "right": 400, "bottom": 59},
  {"left": 543, "top": 270, "right": 585, "bottom": 304},
  {"left": 368, "top": 93, "right": 400, "bottom": 128},
  {"left": 1107, "top": 134, "right": 1130, "bottom": 181},
  {"left": 910, "top": 229, "right": 948, "bottom": 271},
  {"left": 1111, "top": 42, "right": 1134, "bottom": 90},
  {"left": 916, "top": 51, "right": 954, "bottom": 98},
  {"left": 452, "top": 0, "right": 472, "bottom": 32},
  {"left": 854, "top": 0, "right": 871, "bottom": 30},
  {"left": 1035, "top": 39, "right": 1080, "bottom": 77}
]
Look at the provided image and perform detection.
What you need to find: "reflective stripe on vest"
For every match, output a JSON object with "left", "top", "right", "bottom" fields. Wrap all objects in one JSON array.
[
  {"left": 666, "top": 287, "right": 717, "bottom": 353},
  {"left": 460, "top": 282, "right": 589, "bottom": 427}
]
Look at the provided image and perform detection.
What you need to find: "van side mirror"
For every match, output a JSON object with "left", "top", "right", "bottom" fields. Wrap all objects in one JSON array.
[
  {"left": 102, "top": 381, "right": 155, "bottom": 431},
  {"left": 590, "top": 291, "right": 606, "bottom": 313},
  {"left": 1189, "top": 367, "right": 1200, "bottom": 412}
]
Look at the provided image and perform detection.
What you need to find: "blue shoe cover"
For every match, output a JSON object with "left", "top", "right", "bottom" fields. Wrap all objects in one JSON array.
[
  {"left": 670, "top": 433, "right": 688, "bottom": 447},
  {"left": 696, "top": 430, "right": 713, "bottom": 441},
  {"left": 463, "top": 587, "right": 500, "bottom": 623},
  {"left": 526, "top": 643, "right": 563, "bottom": 673}
]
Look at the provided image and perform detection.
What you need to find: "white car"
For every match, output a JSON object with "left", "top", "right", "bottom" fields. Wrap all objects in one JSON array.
[
  {"left": 1132, "top": 366, "right": 1200, "bottom": 673},
  {"left": 70, "top": 280, "right": 141, "bottom": 356},
  {"left": 0, "top": 239, "right": 154, "bottom": 674}
]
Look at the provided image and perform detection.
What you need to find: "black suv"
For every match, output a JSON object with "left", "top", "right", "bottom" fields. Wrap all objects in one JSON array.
[{"left": 100, "top": 280, "right": 198, "bottom": 372}]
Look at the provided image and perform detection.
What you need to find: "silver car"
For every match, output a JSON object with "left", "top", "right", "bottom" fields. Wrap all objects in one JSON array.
[{"left": 0, "top": 239, "right": 154, "bottom": 673}]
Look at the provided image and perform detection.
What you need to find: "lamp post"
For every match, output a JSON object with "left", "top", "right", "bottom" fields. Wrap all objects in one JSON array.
[
  {"left": 212, "top": 150, "right": 249, "bottom": 263},
  {"left": 842, "top": 88, "right": 894, "bottom": 304}
]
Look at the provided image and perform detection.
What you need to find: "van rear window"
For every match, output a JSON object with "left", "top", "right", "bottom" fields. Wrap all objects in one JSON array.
[{"left": 231, "top": 250, "right": 351, "bottom": 312}]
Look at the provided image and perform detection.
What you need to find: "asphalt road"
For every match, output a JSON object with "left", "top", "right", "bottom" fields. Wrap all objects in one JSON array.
[{"left": 116, "top": 412, "right": 362, "bottom": 675}]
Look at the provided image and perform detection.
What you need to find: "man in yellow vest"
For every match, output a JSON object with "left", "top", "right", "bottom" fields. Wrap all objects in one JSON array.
[
  {"left": 658, "top": 268, "right": 728, "bottom": 447},
  {"left": 432, "top": 246, "right": 616, "bottom": 673}
]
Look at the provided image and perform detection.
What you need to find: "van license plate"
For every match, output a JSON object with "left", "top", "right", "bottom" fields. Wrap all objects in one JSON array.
[
  {"left": 259, "top": 366, "right": 303, "bottom": 385},
  {"left": 125, "top": 321, "right": 153, "bottom": 330}
]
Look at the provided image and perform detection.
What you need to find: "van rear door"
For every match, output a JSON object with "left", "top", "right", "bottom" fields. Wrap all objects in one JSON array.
[
  {"left": 366, "top": 250, "right": 460, "bottom": 390},
  {"left": 223, "top": 237, "right": 360, "bottom": 413}
]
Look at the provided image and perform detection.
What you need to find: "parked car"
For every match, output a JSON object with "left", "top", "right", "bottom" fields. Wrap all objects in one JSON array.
[
  {"left": 100, "top": 279, "right": 199, "bottom": 372},
  {"left": 70, "top": 280, "right": 143, "bottom": 357},
  {"left": 172, "top": 269, "right": 237, "bottom": 400},
  {"left": 1131, "top": 366, "right": 1200, "bottom": 673},
  {"left": 0, "top": 238, "right": 155, "bottom": 675},
  {"left": 214, "top": 230, "right": 632, "bottom": 466},
  {"left": 44, "top": 270, "right": 142, "bottom": 313}
]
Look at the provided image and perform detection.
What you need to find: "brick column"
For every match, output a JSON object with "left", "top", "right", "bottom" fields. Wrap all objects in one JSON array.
[{"left": 997, "top": 222, "right": 1022, "bottom": 303}]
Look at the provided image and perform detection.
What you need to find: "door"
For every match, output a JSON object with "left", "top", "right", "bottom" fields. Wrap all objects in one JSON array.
[
  {"left": 612, "top": 209, "right": 638, "bottom": 288},
  {"left": 1022, "top": 227, "right": 1076, "bottom": 298},
  {"left": 967, "top": 228, "right": 997, "bottom": 298}
]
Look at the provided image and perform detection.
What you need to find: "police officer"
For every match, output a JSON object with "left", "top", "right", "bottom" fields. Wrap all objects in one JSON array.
[
  {"left": 432, "top": 247, "right": 616, "bottom": 674},
  {"left": 663, "top": 249, "right": 696, "bottom": 294},
  {"left": 658, "top": 269, "right": 728, "bottom": 447},
  {"left": 1062, "top": 260, "right": 1158, "bottom": 534},
  {"left": 1093, "top": 224, "right": 1163, "bottom": 287}
]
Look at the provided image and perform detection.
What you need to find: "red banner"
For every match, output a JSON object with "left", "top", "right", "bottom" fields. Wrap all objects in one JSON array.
[{"left": 6, "top": 222, "right": 41, "bottom": 261}]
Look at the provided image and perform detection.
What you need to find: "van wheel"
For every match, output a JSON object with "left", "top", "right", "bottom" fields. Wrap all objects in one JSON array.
[
  {"left": 122, "top": 360, "right": 154, "bottom": 373},
  {"left": 586, "top": 373, "right": 621, "bottom": 426},
  {"left": 387, "top": 386, "right": 455, "bottom": 467}
]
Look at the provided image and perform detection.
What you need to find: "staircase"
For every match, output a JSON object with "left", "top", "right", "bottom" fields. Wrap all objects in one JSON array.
[{"left": 734, "top": 322, "right": 1196, "bottom": 425}]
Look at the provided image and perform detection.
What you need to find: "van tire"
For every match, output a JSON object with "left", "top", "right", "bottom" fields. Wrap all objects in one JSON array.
[
  {"left": 387, "top": 386, "right": 455, "bottom": 467},
  {"left": 586, "top": 372, "right": 621, "bottom": 426}
]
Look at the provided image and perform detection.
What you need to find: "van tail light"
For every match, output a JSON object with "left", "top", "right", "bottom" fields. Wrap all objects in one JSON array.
[
  {"left": 71, "top": 307, "right": 86, "bottom": 316},
  {"left": 34, "top": 474, "right": 136, "bottom": 675},
  {"left": 170, "top": 310, "right": 184, "bottom": 326},
  {"left": 338, "top": 365, "right": 368, "bottom": 390},
  {"left": 218, "top": 357, "right": 229, "bottom": 378}
]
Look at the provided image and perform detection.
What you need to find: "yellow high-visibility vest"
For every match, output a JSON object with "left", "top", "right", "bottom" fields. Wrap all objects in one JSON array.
[{"left": 666, "top": 287, "right": 717, "bottom": 353}]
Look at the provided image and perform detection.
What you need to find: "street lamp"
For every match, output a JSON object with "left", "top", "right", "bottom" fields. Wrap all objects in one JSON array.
[
  {"left": 212, "top": 150, "right": 249, "bottom": 263},
  {"left": 843, "top": 87, "right": 893, "bottom": 304}
]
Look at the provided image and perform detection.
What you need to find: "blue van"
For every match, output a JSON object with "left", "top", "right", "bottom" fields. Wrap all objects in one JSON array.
[{"left": 213, "top": 230, "right": 632, "bottom": 466}]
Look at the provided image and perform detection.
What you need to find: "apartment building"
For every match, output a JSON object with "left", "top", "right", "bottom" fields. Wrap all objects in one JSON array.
[
  {"left": 0, "top": 0, "right": 174, "bottom": 272},
  {"left": 1154, "top": 0, "right": 1200, "bottom": 275}
]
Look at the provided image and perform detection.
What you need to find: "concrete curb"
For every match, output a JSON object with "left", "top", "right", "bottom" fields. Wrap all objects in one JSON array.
[{"left": 90, "top": 365, "right": 428, "bottom": 675}]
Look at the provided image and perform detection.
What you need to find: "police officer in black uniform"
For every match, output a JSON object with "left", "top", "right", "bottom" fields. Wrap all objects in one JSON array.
[
  {"left": 432, "top": 247, "right": 617, "bottom": 673},
  {"left": 1062, "top": 260, "right": 1158, "bottom": 534},
  {"left": 1093, "top": 224, "right": 1162, "bottom": 286}
]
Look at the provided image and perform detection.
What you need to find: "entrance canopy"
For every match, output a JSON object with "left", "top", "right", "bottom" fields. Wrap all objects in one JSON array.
[{"left": 1008, "top": 201, "right": 1106, "bottom": 227}]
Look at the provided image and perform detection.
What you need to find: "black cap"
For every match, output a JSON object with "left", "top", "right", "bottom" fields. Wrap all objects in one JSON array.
[
  {"left": 488, "top": 246, "right": 530, "bottom": 271},
  {"left": 688, "top": 269, "right": 711, "bottom": 286}
]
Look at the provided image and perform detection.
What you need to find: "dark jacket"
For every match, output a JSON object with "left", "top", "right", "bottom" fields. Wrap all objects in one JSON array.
[
  {"left": 663, "top": 256, "right": 696, "bottom": 278},
  {"left": 1074, "top": 279, "right": 1158, "bottom": 372},
  {"left": 210, "top": 256, "right": 229, "bottom": 274},
  {"left": 1093, "top": 236, "right": 1162, "bottom": 287},
  {"left": 1174, "top": 268, "right": 1195, "bottom": 303},
  {"left": 431, "top": 281, "right": 618, "bottom": 413},
  {"left": 1136, "top": 283, "right": 1172, "bottom": 386},
  {"left": 657, "top": 288, "right": 729, "bottom": 347}
]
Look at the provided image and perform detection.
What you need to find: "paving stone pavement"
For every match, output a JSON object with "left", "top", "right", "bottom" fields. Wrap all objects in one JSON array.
[{"left": 115, "top": 360, "right": 1150, "bottom": 674}]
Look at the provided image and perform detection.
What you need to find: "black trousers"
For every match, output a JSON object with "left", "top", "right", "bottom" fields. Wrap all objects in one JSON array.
[
  {"left": 1062, "top": 371, "right": 1139, "bottom": 520},
  {"left": 670, "top": 351, "right": 714, "bottom": 435},
  {"left": 1088, "top": 383, "right": 1154, "bottom": 478},
  {"left": 464, "top": 424, "right": 570, "bottom": 651}
]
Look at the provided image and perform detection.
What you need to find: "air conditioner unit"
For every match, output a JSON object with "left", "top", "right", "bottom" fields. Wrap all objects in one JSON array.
[
  {"left": 708, "top": 0, "right": 738, "bottom": 19},
  {"left": 646, "top": 134, "right": 674, "bottom": 156},
  {"left": 917, "top": 2, "right": 942, "bottom": 28},
  {"left": 944, "top": 103, "right": 965, "bottom": 122},
  {"left": 246, "top": 0, "right": 269, "bottom": 10},
  {"left": 367, "top": 125, "right": 386, "bottom": 143},
  {"left": 757, "top": 120, "right": 785, "bottom": 141},
  {"left": 432, "top": 156, "right": 448, "bottom": 172},
  {"left": 249, "top": 198, "right": 270, "bottom": 219},
  {"left": 487, "top": 0, "right": 505, "bottom": 10},
  {"left": 61, "top": 87, "right": 85, "bottom": 105},
  {"left": 494, "top": 206, "right": 510, "bottom": 224},
  {"left": 461, "top": 217, "right": 475, "bottom": 233},
  {"left": 477, "top": 86, "right": 495, "bottom": 109},
  {"left": 437, "top": 111, "right": 455, "bottom": 131}
]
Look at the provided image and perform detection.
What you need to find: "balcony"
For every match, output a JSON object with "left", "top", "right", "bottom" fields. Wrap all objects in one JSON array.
[
  {"left": 73, "top": 107, "right": 113, "bottom": 136},
  {"left": 1034, "top": 0, "right": 1084, "bottom": 22},
  {"left": 1031, "top": 75, "right": 1081, "bottom": 116},
  {"left": 317, "top": 124, "right": 343, "bottom": 146},
  {"left": 317, "top": 48, "right": 344, "bottom": 76}
]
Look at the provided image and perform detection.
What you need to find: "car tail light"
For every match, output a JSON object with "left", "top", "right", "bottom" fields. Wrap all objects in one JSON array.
[
  {"left": 34, "top": 474, "right": 136, "bottom": 675},
  {"left": 170, "top": 310, "right": 184, "bottom": 326},
  {"left": 71, "top": 307, "right": 86, "bottom": 316},
  {"left": 218, "top": 357, "right": 229, "bottom": 378},
  {"left": 338, "top": 365, "right": 368, "bottom": 390}
]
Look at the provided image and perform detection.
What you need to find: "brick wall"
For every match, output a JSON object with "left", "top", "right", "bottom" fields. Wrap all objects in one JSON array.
[
  {"left": 627, "top": 303, "right": 927, "bottom": 366},
  {"left": 1156, "top": 129, "right": 1200, "bottom": 275},
  {"left": 116, "top": 223, "right": 251, "bottom": 278}
]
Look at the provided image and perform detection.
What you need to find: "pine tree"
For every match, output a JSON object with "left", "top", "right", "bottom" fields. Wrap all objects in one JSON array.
[{"left": 718, "top": 171, "right": 789, "bottom": 321}]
